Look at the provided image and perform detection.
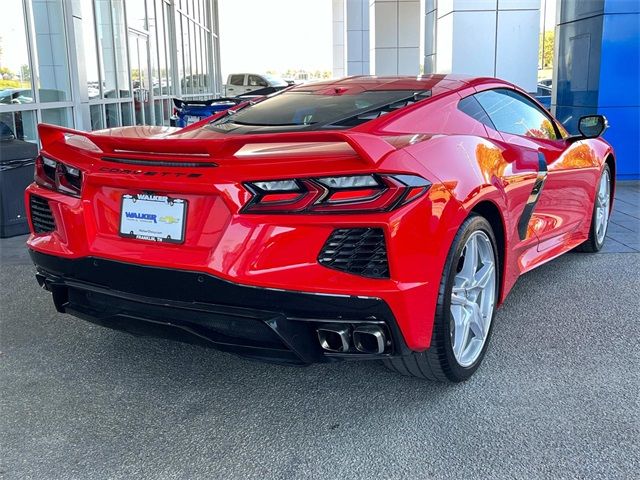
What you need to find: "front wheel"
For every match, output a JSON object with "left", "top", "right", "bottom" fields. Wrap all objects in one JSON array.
[
  {"left": 384, "top": 214, "right": 499, "bottom": 382},
  {"left": 577, "top": 164, "right": 612, "bottom": 253}
]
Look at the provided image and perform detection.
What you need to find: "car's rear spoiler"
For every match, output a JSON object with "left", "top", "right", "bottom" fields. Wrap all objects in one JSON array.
[{"left": 37, "top": 123, "right": 398, "bottom": 166}]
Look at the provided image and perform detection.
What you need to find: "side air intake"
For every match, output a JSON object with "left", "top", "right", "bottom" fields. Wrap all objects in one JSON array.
[
  {"left": 318, "top": 228, "right": 389, "bottom": 279},
  {"left": 29, "top": 195, "right": 56, "bottom": 234}
]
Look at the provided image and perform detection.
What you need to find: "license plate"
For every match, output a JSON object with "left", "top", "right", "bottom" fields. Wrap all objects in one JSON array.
[
  {"left": 185, "top": 115, "right": 200, "bottom": 125},
  {"left": 119, "top": 194, "right": 187, "bottom": 244}
]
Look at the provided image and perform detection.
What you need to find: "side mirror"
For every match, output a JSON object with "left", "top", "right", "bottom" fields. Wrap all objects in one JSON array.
[{"left": 578, "top": 115, "right": 608, "bottom": 138}]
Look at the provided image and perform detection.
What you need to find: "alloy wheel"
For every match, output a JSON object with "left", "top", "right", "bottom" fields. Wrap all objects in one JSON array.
[
  {"left": 450, "top": 231, "right": 497, "bottom": 367},
  {"left": 595, "top": 169, "right": 611, "bottom": 245}
]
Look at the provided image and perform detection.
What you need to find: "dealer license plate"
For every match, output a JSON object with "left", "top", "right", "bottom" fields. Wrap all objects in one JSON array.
[
  {"left": 119, "top": 194, "right": 187, "bottom": 243},
  {"left": 185, "top": 115, "right": 201, "bottom": 125}
]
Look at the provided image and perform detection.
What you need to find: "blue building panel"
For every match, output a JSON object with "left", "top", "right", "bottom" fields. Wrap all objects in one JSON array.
[
  {"left": 598, "top": 11, "right": 640, "bottom": 179},
  {"left": 554, "top": 0, "right": 640, "bottom": 179}
]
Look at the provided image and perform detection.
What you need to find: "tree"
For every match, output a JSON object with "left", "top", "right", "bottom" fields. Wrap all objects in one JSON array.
[
  {"left": 20, "top": 65, "right": 31, "bottom": 81},
  {"left": 539, "top": 30, "right": 554, "bottom": 69}
]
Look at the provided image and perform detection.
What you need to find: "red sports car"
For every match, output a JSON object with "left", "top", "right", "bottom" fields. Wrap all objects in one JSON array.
[{"left": 26, "top": 75, "right": 614, "bottom": 382}]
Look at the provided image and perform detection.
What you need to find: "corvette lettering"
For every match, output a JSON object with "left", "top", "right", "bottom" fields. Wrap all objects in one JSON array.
[{"left": 98, "top": 167, "right": 201, "bottom": 178}]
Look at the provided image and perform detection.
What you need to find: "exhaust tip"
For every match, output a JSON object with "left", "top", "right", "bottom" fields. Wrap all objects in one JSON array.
[
  {"left": 317, "top": 326, "right": 350, "bottom": 353},
  {"left": 353, "top": 325, "right": 386, "bottom": 354}
]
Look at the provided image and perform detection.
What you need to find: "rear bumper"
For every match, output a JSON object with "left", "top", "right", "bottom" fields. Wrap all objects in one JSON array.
[{"left": 30, "top": 250, "right": 411, "bottom": 365}]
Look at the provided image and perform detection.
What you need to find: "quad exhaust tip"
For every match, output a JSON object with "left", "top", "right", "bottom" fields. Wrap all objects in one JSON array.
[
  {"left": 316, "top": 324, "right": 387, "bottom": 354},
  {"left": 317, "top": 326, "right": 350, "bottom": 353},
  {"left": 353, "top": 325, "right": 386, "bottom": 354}
]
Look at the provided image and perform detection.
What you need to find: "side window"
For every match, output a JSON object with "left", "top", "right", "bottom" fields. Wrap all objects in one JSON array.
[
  {"left": 474, "top": 88, "right": 558, "bottom": 140},
  {"left": 458, "top": 95, "right": 495, "bottom": 129},
  {"left": 229, "top": 75, "right": 245, "bottom": 86},
  {"left": 248, "top": 75, "right": 268, "bottom": 87}
]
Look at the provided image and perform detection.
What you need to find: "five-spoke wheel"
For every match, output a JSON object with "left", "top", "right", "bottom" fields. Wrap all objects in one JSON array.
[{"left": 450, "top": 231, "right": 497, "bottom": 367}]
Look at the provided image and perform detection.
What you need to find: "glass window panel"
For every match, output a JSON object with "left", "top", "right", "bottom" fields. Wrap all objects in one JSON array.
[
  {"left": 163, "top": 98, "right": 170, "bottom": 125},
  {"left": 139, "top": 37, "right": 152, "bottom": 124},
  {"left": 148, "top": 0, "right": 159, "bottom": 97},
  {"left": 90, "top": 104, "right": 104, "bottom": 130},
  {"left": 121, "top": 101, "right": 133, "bottom": 126},
  {"left": 192, "top": 26, "right": 200, "bottom": 94},
  {"left": 41, "top": 107, "right": 73, "bottom": 127},
  {"left": 188, "top": 20, "right": 194, "bottom": 95},
  {"left": 175, "top": 14, "right": 184, "bottom": 95},
  {"left": 181, "top": 17, "right": 191, "bottom": 95},
  {"left": 0, "top": 110, "right": 38, "bottom": 143},
  {"left": 126, "top": 0, "right": 147, "bottom": 31},
  {"left": 153, "top": 99, "right": 163, "bottom": 126},
  {"left": 112, "top": 0, "right": 131, "bottom": 97},
  {"left": 0, "top": 1, "right": 33, "bottom": 104},
  {"left": 181, "top": 17, "right": 190, "bottom": 95},
  {"left": 155, "top": 0, "right": 167, "bottom": 96},
  {"left": 128, "top": 35, "right": 146, "bottom": 125},
  {"left": 32, "top": 0, "right": 71, "bottom": 103},
  {"left": 204, "top": 0, "right": 211, "bottom": 30},
  {"left": 164, "top": 2, "right": 173, "bottom": 95},
  {"left": 105, "top": 102, "right": 120, "bottom": 127},
  {"left": 475, "top": 89, "right": 558, "bottom": 140},
  {"left": 190, "top": 22, "right": 197, "bottom": 94},
  {"left": 95, "top": 0, "right": 117, "bottom": 98},
  {"left": 81, "top": 0, "right": 101, "bottom": 100},
  {"left": 201, "top": 29, "right": 208, "bottom": 91}
]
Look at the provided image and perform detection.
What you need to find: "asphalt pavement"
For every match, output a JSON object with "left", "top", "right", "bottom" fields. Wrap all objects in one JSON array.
[
  {"left": 1, "top": 248, "right": 639, "bottom": 479},
  {"left": 2, "top": 182, "right": 639, "bottom": 479}
]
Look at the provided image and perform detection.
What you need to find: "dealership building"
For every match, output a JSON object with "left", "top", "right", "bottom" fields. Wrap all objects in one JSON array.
[
  {"left": 1, "top": 0, "right": 638, "bottom": 178},
  {"left": 0, "top": 0, "right": 222, "bottom": 138}
]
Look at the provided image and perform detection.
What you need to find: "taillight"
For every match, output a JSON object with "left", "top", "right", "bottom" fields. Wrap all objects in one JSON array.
[
  {"left": 242, "top": 174, "right": 430, "bottom": 214},
  {"left": 34, "top": 155, "right": 83, "bottom": 198}
]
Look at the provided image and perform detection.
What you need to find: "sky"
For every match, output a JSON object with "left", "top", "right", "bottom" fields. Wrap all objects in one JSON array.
[
  {"left": 217, "top": 0, "right": 333, "bottom": 79},
  {"left": 0, "top": 1, "right": 30, "bottom": 72},
  {"left": 540, "top": 0, "right": 557, "bottom": 32}
]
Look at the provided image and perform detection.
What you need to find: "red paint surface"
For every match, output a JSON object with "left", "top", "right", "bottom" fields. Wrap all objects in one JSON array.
[{"left": 26, "top": 75, "right": 615, "bottom": 350}]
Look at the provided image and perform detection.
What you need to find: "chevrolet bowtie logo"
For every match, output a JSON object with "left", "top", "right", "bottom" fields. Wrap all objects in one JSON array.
[{"left": 159, "top": 216, "right": 180, "bottom": 224}]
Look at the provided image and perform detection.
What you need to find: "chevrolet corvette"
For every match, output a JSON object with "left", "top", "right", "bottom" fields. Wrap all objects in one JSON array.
[{"left": 26, "top": 75, "right": 614, "bottom": 382}]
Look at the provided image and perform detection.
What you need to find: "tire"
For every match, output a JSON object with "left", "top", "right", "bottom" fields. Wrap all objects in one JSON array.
[
  {"left": 384, "top": 214, "right": 499, "bottom": 382},
  {"left": 576, "top": 164, "right": 612, "bottom": 253}
]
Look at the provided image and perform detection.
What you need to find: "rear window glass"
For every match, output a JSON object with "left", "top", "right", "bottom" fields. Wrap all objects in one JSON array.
[{"left": 212, "top": 90, "right": 425, "bottom": 127}]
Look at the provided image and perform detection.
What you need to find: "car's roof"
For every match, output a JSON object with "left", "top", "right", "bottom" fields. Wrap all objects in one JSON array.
[{"left": 288, "top": 75, "right": 510, "bottom": 94}]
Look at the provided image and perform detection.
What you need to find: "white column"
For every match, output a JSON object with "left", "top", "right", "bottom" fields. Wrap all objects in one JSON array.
[
  {"left": 369, "top": 0, "right": 421, "bottom": 75},
  {"left": 424, "top": 0, "right": 437, "bottom": 73},
  {"left": 332, "top": 0, "right": 346, "bottom": 78},
  {"left": 345, "top": 0, "right": 370, "bottom": 75},
  {"left": 434, "top": 0, "right": 540, "bottom": 92}
]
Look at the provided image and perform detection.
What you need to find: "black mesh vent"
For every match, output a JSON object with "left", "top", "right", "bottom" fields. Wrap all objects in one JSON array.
[
  {"left": 30, "top": 195, "right": 56, "bottom": 234},
  {"left": 318, "top": 228, "right": 389, "bottom": 279}
]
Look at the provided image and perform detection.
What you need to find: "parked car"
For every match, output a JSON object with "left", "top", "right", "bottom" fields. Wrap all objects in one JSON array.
[
  {"left": 26, "top": 75, "right": 614, "bottom": 382},
  {"left": 170, "top": 97, "right": 242, "bottom": 127},
  {"left": 0, "top": 88, "right": 33, "bottom": 105},
  {"left": 224, "top": 73, "right": 289, "bottom": 97}
]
